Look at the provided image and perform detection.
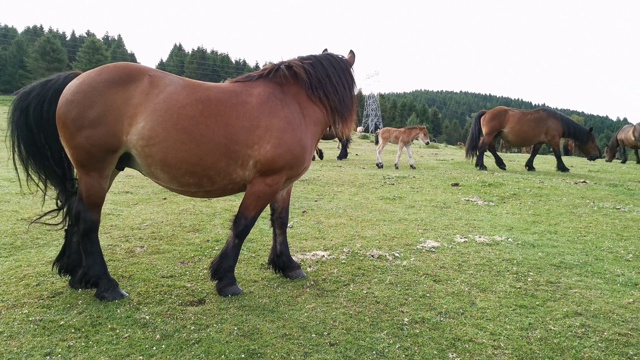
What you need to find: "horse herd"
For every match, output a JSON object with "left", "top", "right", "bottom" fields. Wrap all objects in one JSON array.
[
  {"left": 321, "top": 106, "right": 638, "bottom": 171},
  {"left": 6, "top": 49, "right": 638, "bottom": 301}
]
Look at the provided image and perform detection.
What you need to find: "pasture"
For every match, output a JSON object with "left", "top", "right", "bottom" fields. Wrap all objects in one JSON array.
[{"left": 1, "top": 101, "right": 639, "bottom": 358}]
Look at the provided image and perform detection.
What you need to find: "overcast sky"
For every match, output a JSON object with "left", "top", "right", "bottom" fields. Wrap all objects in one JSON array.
[{"left": 4, "top": 0, "right": 639, "bottom": 123}]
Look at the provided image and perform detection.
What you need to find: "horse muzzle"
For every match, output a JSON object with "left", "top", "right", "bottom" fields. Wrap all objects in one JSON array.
[{"left": 424, "top": 140, "right": 431, "bottom": 145}]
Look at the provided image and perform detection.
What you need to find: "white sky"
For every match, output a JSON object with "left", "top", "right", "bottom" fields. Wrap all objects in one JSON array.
[{"left": 4, "top": 0, "right": 639, "bottom": 123}]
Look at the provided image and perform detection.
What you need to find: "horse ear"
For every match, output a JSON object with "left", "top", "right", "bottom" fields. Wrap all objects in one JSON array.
[
  {"left": 346, "top": 50, "right": 355, "bottom": 67},
  {"left": 322, "top": 49, "right": 328, "bottom": 54},
  {"left": 589, "top": 127, "right": 593, "bottom": 133}
]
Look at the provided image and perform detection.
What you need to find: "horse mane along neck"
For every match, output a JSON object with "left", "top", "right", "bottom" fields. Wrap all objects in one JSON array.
[
  {"left": 228, "top": 53, "right": 356, "bottom": 140},
  {"left": 541, "top": 108, "right": 589, "bottom": 144}
]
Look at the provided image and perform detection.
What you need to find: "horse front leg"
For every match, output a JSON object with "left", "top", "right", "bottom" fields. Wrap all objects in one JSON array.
[
  {"left": 620, "top": 146, "right": 628, "bottom": 164},
  {"left": 551, "top": 143, "right": 570, "bottom": 172},
  {"left": 210, "top": 178, "right": 278, "bottom": 296},
  {"left": 634, "top": 148, "right": 640, "bottom": 164},
  {"left": 525, "top": 144, "right": 543, "bottom": 171},
  {"left": 336, "top": 137, "right": 350, "bottom": 160},
  {"left": 268, "top": 186, "right": 305, "bottom": 280},
  {"left": 405, "top": 144, "right": 417, "bottom": 169},
  {"left": 394, "top": 143, "right": 404, "bottom": 169}
]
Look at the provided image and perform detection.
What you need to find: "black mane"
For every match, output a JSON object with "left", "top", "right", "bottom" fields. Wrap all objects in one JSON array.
[{"left": 228, "top": 52, "right": 356, "bottom": 141}]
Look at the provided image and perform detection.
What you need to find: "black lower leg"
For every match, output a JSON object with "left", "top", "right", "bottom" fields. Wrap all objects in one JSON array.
[
  {"left": 210, "top": 212, "right": 258, "bottom": 296},
  {"left": 268, "top": 202, "right": 304, "bottom": 279},
  {"left": 69, "top": 200, "right": 127, "bottom": 300}
]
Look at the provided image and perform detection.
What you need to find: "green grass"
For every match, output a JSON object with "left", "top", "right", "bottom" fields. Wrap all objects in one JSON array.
[{"left": 1, "top": 103, "right": 639, "bottom": 359}]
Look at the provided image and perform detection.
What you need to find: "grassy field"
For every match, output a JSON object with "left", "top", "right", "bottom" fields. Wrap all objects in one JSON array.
[{"left": 1, "top": 100, "right": 639, "bottom": 359}]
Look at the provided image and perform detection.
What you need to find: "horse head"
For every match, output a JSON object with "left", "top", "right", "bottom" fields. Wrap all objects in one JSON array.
[
  {"left": 418, "top": 126, "right": 431, "bottom": 145},
  {"left": 577, "top": 127, "right": 601, "bottom": 161}
]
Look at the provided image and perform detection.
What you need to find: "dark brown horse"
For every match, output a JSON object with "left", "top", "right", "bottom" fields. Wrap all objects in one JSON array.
[
  {"left": 313, "top": 128, "right": 352, "bottom": 161},
  {"left": 375, "top": 125, "right": 430, "bottom": 169},
  {"left": 605, "top": 123, "right": 640, "bottom": 163},
  {"left": 8, "top": 49, "right": 356, "bottom": 300},
  {"left": 465, "top": 107, "right": 600, "bottom": 172}
]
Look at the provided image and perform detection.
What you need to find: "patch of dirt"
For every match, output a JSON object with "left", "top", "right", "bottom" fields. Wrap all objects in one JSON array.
[
  {"left": 455, "top": 235, "right": 512, "bottom": 243},
  {"left": 366, "top": 250, "right": 401, "bottom": 260},
  {"left": 417, "top": 240, "right": 441, "bottom": 251},
  {"left": 462, "top": 196, "right": 494, "bottom": 206},
  {"left": 292, "top": 251, "right": 334, "bottom": 261}
]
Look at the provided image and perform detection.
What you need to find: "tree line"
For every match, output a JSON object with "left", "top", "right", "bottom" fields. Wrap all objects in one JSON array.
[
  {"left": 0, "top": 23, "right": 258, "bottom": 94},
  {"left": 1, "top": 23, "right": 631, "bottom": 150},
  {"left": 0, "top": 23, "right": 137, "bottom": 93}
]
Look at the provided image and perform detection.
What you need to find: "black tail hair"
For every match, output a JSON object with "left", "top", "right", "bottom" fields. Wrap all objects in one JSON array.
[
  {"left": 8, "top": 71, "right": 82, "bottom": 226},
  {"left": 465, "top": 110, "right": 486, "bottom": 159}
]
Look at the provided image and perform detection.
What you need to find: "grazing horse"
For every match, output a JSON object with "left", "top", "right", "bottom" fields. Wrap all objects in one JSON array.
[
  {"left": 465, "top": 107, "right": 600, "bottom": 172},
  {"left": 8, "top": 49, "right": 356, "bottom": 300},
  {"left": 375, "top": 126, "right": 430, "bottom": 169},
  {"left": 314, "top": 128, "right": 352, "bottom": 160},
  {"left": 605, "top": 123, "right": 640, "bottom": 163}
]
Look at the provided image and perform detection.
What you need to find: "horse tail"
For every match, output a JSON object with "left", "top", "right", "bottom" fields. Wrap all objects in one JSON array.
[
  {"left": 374, "top": 130, "right": 380, "bottom": 145},
  {"left": 465, "top": 110, "right": 486, "bottom": 159},
  {"left": 8, "top": 71, "right": 82, "bottom": 226}
]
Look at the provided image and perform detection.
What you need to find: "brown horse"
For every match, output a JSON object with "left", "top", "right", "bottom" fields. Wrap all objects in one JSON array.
[
  {"left": 8, "top": 49, "right": 356, "bottom": 300},
  {"left": 465, "top": 107, "right": 600, "bottom": 172},
  {"left": 374, "top": 126, "right": 431, "bottom": 169},
  {"left": 605, "top": 123, "right": 640, "bottom": 163}
]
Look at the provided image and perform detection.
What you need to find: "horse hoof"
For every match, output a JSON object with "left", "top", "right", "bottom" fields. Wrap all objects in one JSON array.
[
  {"left": 526, "top": 166, "right": 536, "bottom": 172},
  {"left": 217, "top": 283, "right": 243, "bottom": 297},
  {"left": 498, "top": 165, "right": 506, "bottom": 171},
  {"left": 376, "top": 163, "right": 383, "bottom": 169},
  {"left": 95, "top": 286, "right": 128, "bottom": 301},
  {"left": 285, "top": 269, "right": 307, "bottom": 280},
  {"left": 410, "top": 165, "right": 416, "bottom": 170},
  {"left": 477, "top": 165, "right": 487, "bottom": 171},
  {"left": 394, "top": 164, "right": 399, "bottom": 170}
]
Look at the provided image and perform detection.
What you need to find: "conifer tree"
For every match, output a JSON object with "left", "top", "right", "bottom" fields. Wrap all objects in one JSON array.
[
  {"left": 74, "top": 36, "right": 109, "bottom": 71},
  {"left": 27, "top": 33, "right": 68, "bottom": 80}
]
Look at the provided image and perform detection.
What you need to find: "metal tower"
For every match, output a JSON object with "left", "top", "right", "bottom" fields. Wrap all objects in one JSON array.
[{"left": 362, "top": 93, "right": 383, "bottom": 133}]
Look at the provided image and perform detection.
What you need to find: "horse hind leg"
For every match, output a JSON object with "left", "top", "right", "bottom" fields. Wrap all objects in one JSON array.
[
  {"left": 634, "top": 148, "right": 640, "bottom": 164},
  {"left": 487, "top": 139, "right": 506, "bottom": 170},
  {"left": 405, "top": 144, "right": 417, "bottom": 169},
  {"left": 268, "top": 186, "right": 305, "bottom": 279},
  {"left": 524, "top": 144, "right": 543, "bottom": 171},
  {"left": 65, "top": 171, "right": 127, "bottom": 300},
  {"left": 375, "top": 142, "right": 386, "bottom": 168}
]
